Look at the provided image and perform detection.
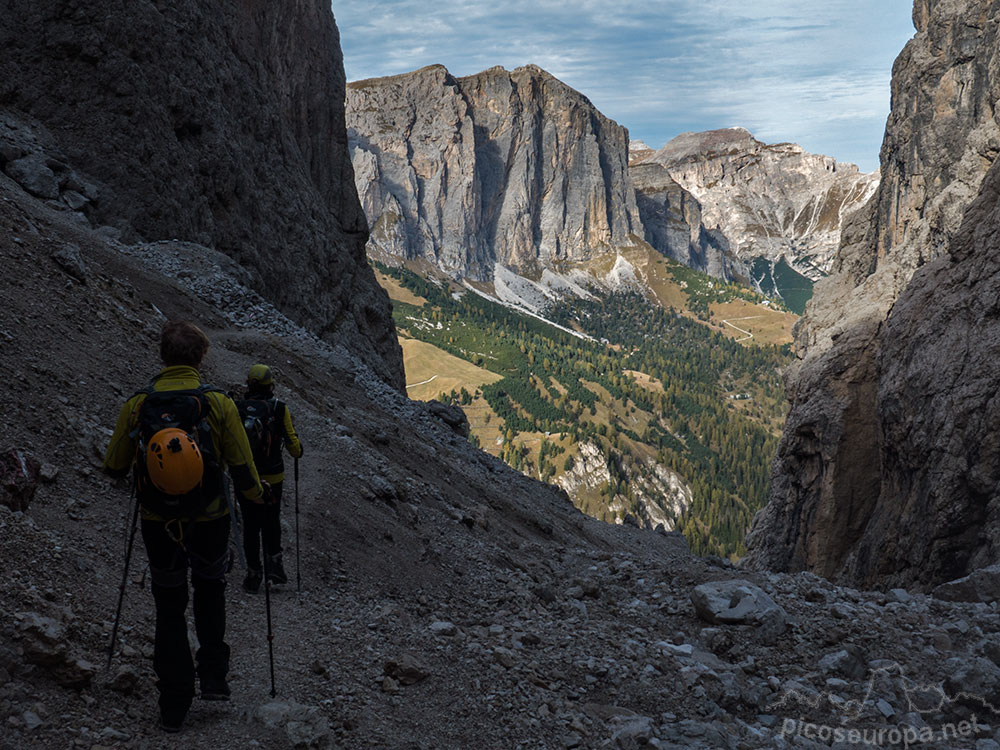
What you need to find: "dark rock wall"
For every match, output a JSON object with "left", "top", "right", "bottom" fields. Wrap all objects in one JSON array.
[
  {"left": 745, "top": 0, "right": 1000, "bottom": 588},
  {"left": 0, "top": 0, "right": 403, "bottom": 388}
]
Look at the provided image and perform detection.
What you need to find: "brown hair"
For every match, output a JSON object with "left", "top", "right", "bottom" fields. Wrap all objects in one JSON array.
[{"left": 160, "top": 321, "right": 210, "bottom": 367}]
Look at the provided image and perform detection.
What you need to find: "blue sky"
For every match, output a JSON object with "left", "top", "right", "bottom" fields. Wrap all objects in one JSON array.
[{"left": 335, "top": 1, "right": 915, "bottom": 173}]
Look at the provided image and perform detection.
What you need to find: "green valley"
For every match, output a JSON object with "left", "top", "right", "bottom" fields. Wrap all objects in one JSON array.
[{"left": 378, "top": 262, "right": 793, "bottom": 559}]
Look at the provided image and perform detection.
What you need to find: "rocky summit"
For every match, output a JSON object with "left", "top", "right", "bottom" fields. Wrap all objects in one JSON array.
[
  {"left": 744, "top": 0, "right": 1000, "bottom": 590},
  {"left": 347, "top": 64, "right": 642, "bottom": 280},
  {"left": 637, "top": 127, "right": 879, "bottom": 281}
]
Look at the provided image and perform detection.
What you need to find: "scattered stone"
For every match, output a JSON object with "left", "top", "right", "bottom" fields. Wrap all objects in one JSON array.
[
  {"left": 381, "top": 676, "right": 400, "bottom": 694},
  {"left": 22, "top": 710, "right": 42, "bottom": 730},
  {"left": 876, "top": 698, "right": 894, "bottom": 718},
  {"left": 100, "top": 727, "right": 130, "bottom": 741},
  {"left": 493, "top": 647, "right": 516, "bottom": 668},
  {"left": 533, "top": 585, "right": 557, "bottom": 604},
  {"left": 818, "top": 646, "right": 867, "bottom": 680},
  {"left": 61, "top": 190, "right": 89, "bottom": 211},
  {"left": 38, "top": 464, "right": 59, "bottom": 483},
  {"left": 943, "top": 657, "right": 1000, "bottom": 707},
  {"left": 610, "top": 714, "right": 654, "bottom": 745},
  {"left": 256, "top": 701, "right": 331, "bottom": 748},
  {"left": 310, "top": 660, "right": 328, "bottom": 676},
  {"left": 889, "top": 588, "right": 912, "bottom": 604},
  {"left": 426, "top": 400, "right": 470, "bottom": 437},
  {"left": 64, "top": 171, "right": 99, "bottom": 201},
  {"left": 0, "top": 142, "right": 25, "bottom": 164},
  {"left": 51, "top": 243, "right": 87, "bottom": 282},
  {"left": 384, "top": 655, "right": 430, "bottom": 685},
  {"left": 690, "top": 580, "right": 787, "bottom": 640},
  {"left": 830, "top": 603, "right": 853, "bottom": 619},
  {"left": 933, "top": 565, "right": 1000, "bottom": 604},
  {"left": 16, "top": 613, "right": 95, "bottom": 688},
  {"left": 4, "top": 154, "right": 59, "bottom": 199},
  {"left": 109, "top": 665, "right": 141, "bottom": 694},
  {"left": 429, "top": 621, "right": 457, "bottom": 637}
]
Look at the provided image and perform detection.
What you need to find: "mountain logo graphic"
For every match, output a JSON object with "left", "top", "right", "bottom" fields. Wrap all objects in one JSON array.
[{"left": 770, "top": 661, "right": 1000, "bottom": 720}]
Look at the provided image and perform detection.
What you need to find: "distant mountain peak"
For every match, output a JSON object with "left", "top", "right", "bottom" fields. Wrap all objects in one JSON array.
[{"left": 654, "top": 127, "right": 762, "bottom": 163}]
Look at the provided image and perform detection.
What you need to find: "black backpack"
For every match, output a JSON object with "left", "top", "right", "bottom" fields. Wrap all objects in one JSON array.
[
  {"left": 132, "top": 385, "right": 223, "bottom": 519},
  {"left": 236, "top": 397, "right": 284, "bottom": 469}
]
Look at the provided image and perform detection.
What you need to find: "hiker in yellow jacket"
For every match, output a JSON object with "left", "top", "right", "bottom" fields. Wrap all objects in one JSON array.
[
  {"left": 104, "top": 321, "right": 264, "bottom": 733},
  {"left": 236, "top": 364, "right": 303, "bottom": 593}
]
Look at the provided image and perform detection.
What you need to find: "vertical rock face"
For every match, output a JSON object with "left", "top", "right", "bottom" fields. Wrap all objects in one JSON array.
[
  {"left": 347, "top": 64, "right": 643, "bottom": 279},
  {"left": 643, "top": 128, "right": 879, "bottom": 280},
  {"left": 0, "top": 0, "right": 402, "bottom": 388},
  {"left": 630, "top": 162, "right": 737, "bottom": 280},
  {"left": 744, "top": 0, "right": 1000, "bottom": 589}
]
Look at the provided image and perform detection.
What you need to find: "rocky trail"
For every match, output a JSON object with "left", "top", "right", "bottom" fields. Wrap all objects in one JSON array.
[{"left": 3, "top": 117, "right": 1000, "bottom": 750}]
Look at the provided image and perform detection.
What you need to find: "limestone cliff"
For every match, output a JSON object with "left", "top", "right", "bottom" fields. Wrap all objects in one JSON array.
[
  {"left": 744, "top": 0, "right": 1000, "bottom": 589},
  {"left": 630, "top": 161, "right": 738, "bottom": 280},
  {"left": 0, "top": 0, "right": 402, "bottom": 388},
  {"left": 347, "top": 64, "right": 644, "bottom": 279},
  {"left": 644, "top": 128, "right": 878, "bottom": 280}
]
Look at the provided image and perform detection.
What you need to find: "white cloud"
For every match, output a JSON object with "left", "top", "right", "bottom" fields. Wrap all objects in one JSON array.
[{"left": 334, "top": 0, "right": 915, "bottom": 171}]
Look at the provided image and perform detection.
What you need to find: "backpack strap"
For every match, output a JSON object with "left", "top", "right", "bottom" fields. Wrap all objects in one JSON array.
[
  {"left": 128, "top": 385, "right": 156, "bottom": 439},
  {"left": 273, "top": 400, "right": 287, "bottom": 439}
]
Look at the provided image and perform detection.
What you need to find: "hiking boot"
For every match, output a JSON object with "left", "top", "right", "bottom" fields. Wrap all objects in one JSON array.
[
  {"left": 265, "top": 554, "right": 288, "bottom": 585},
  {"left": 200, "top": 679, "right": 231, "bottom": 701},
  {"left": 159, "top": 707, "right": 186, "bottom": 733},
  {"left": 242, "top": 568, "right": 262, "bottom": 594}
]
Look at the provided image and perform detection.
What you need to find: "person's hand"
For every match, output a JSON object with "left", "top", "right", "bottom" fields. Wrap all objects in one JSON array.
[{"left": 260, "top": 480, "right": 273, "bottom": 505}]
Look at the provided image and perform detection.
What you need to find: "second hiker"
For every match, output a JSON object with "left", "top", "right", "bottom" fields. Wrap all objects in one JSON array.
[{"left": 237, "top": 364, "right": 303, "bottom": 593}]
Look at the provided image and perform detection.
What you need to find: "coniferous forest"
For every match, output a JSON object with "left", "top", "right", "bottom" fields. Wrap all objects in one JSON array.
[{"left": 380, "top": 263, "right": 792, "bottom": 558}]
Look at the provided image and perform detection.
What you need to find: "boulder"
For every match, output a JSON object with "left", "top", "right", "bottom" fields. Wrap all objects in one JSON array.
[
  {"left": 426, "top": 400, "right": 470, "bottom": 438},
  {"left": 4, "top": 153, "right": 59, "bottom": 199},
  {"left": 384, "top": 654, "right": 430, "bottom": 685},
  {"left": 690, "top": 580, "right": 787, "bottom": 641},
  {"left": 932, "top": 564, "right": 1000, "bottom": 603},
  {"left": 50, "top": 243, "right": 87, "bottom": 283}
]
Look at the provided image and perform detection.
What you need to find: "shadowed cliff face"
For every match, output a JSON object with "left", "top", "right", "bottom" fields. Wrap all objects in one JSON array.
[
  {"left": 0, "top": 0, "right": 403, "bottom": 389},
  {"left": 630, "top": 162, "right": 736, "bottom": 281},
  {"left": 347, "top": 64, "right": 643, "bottom": 280},
  {"left": 745, "top": 0, "right": 1000, "bottom": 588}
]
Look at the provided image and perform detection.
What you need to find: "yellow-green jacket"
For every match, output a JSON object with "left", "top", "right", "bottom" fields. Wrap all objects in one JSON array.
[{"left": 104, "top": 366, "right": 264, "bottom": 520}]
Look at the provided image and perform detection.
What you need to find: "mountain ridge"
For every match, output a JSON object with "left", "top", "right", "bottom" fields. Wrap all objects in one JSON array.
[{"left": 346, "top": 63, "right": 743, "bottom": 285}]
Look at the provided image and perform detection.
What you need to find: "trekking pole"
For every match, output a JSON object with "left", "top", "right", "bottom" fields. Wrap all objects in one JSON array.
[
  {"left": 294, "top": 457, "right": 301, "bottom": 594},
  {"left": 263, "top": 554, "right": 277, "bottom": 698},
  {"left": 108, "top": 489, "right": 140, "bottom": 670}
]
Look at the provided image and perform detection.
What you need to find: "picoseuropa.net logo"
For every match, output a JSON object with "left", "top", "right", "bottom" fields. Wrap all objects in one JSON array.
[
  {"left": 779, "top": 716, "right": 980, "bottom": 747},
  {"left": 771, "top": 660, "right": 997, "bottom": 747}
]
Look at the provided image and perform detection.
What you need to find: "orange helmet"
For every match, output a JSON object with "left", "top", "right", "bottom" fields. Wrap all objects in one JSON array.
[{"left": 146, "top": 428, "right": 203, "bottom": 495}]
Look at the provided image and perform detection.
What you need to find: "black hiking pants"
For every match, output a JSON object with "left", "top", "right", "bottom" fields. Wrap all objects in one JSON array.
[
  {"left": 239, "top": 482, "right": 282, "bottom": 570},
  {"left": 141, "top": 515, "right": 231, "bottom": 716}
]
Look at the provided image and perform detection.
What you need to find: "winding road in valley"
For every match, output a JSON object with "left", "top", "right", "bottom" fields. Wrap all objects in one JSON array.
[{"left": 720, "top": 316, "right": 762, "bottom": 342}]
